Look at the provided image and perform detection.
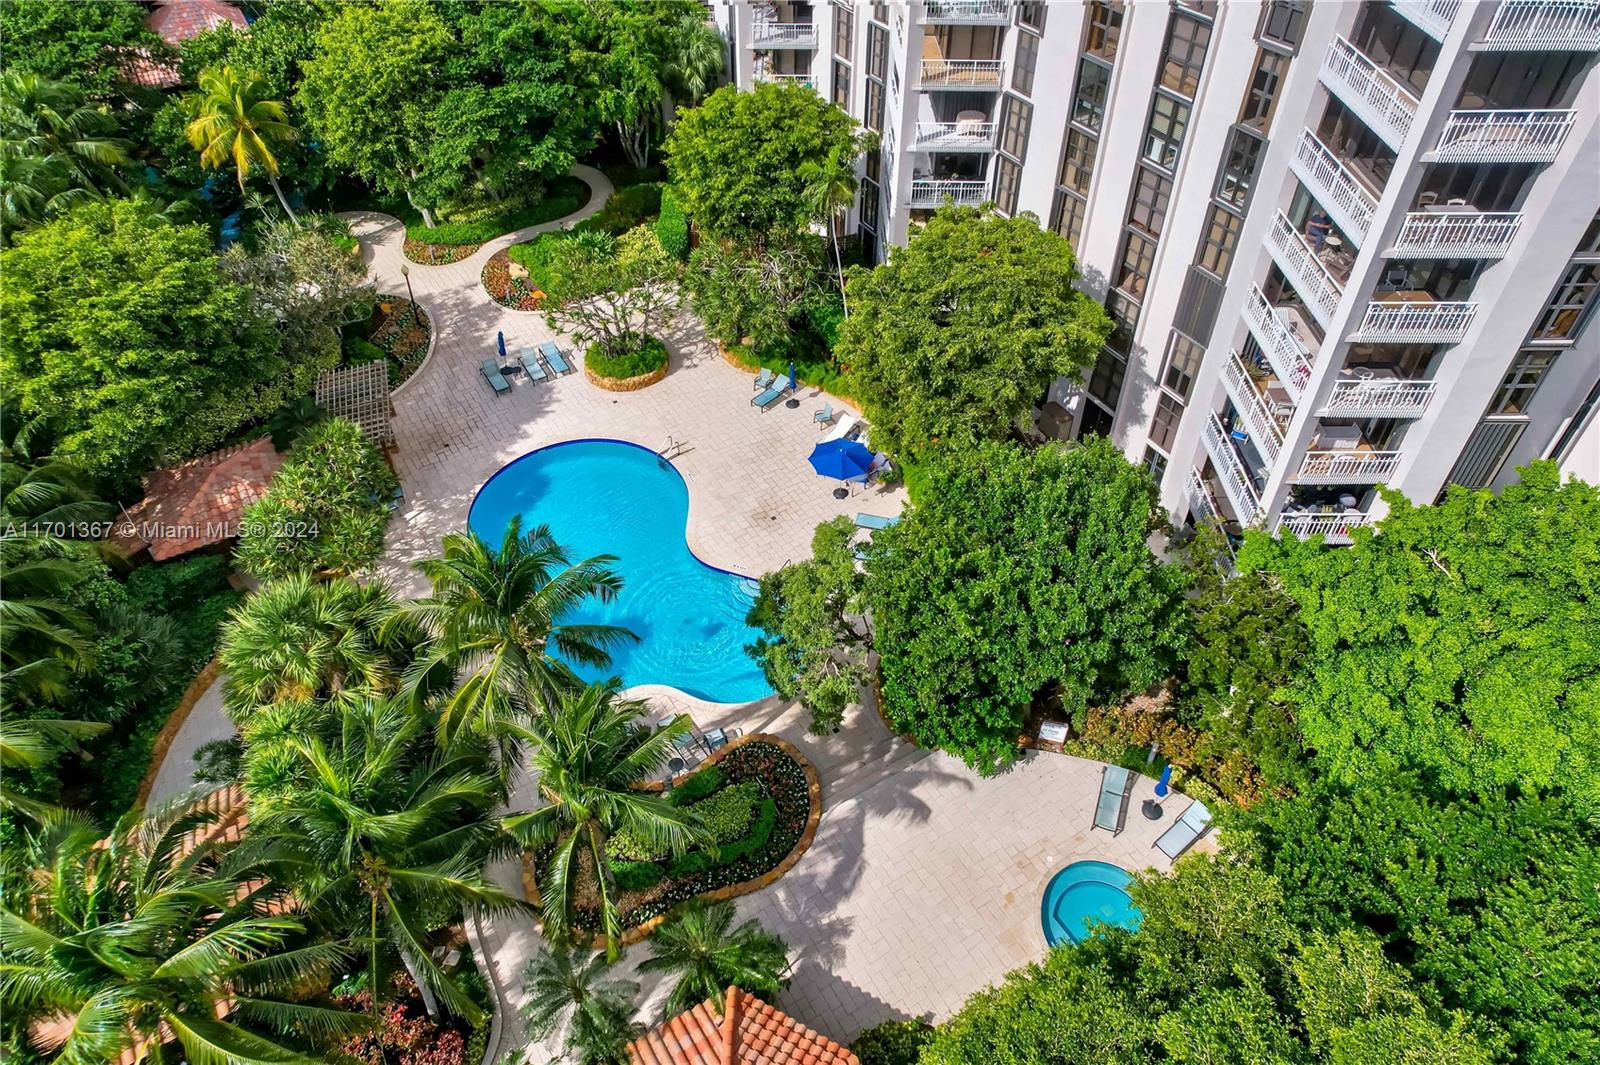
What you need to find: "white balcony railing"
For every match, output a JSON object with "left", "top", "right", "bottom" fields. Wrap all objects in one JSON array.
[
  {"left": 1479, "top": 1, "right": 1600, "bottom": 50},
  {"left": 919, "top": 58, "right": 1005, "bottom": 88},
  {"left": 1222, "top": 349, "right": 1287, "bottom": 463},
  {"left": 1352, "top": 300, "right": 1477, "bottom": 343},
  {"left": 1321, "top": 36, "right": 1420, "bottom": 150},
  {"left": 1291, "top": 130, "right": 1380, "bottom": 245},
  {"left": 908, "top": 178, "right": 989, "bottom": 207},
  {"left": 1244, "top": 285, "right": 1316, "bottom": 399},
  {"left": 752, "top": 20, "right": 818, "bottom": 47},
  {"left": 1275, "top": 510, "right": 1373, "bottom": 545},
  {"left": 1298, "top": 450, "right": 1404, "bottom": 484},
  {"left": 1267, "top": 211, "right": 1345, "bottom": 328},
  {"left": 1389, "top": 211, "right": 1522, "bottom": 258},
  {"left": 754, "top": 71, "right": 816, "bottom": 89},
  {"left": 1321, "top": 377, "right": 1438, "bottom": 418},
  {"left": 912, "top": 121, "right": 997, "bottom": 150},
  {"left": 923, "top": 0, "right": 1011, "bottom": 22},
  {"left": 1203, "top": 412, "right": 1264, "bottom": 521},
  {"left": 1391, "top": 0, "right": 1462, "bottom": 42},
  {"left": 1430, "top": 109, "right": 1577, "bottom": 163},
  {"left": 1188, "top": 468, "right": 1222, "bottom": 524}
]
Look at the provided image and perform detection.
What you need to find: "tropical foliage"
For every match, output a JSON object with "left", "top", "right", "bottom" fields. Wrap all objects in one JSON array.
[
  {"left": 0, "top": 71, "right": 129, "bottom": 235},
  {"left": 521, "top": 945, "right": 643, "bottom": 1065},
  {"left": 639, "top": 901, "right": 790, "bottom": 1020},
  {"left": 541, "top": 226, "right": 678, "bottom": 361},
  {"left": 183, "top": 65, "right": 300, "bottom": 224}
]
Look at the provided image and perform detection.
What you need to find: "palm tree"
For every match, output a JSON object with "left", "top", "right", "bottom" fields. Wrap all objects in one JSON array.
[
  {"left": 219, "top": 574, "right": 410, "bottom": 724},
  {"left": 0, "top": 71, "right": 128, "bottom": 231},
  {"left": 183, "top": 65, "right": 300, "bottom": 226},
  {"left": 521, "top": 944, "right": 642, "bottom": 1065},
  {"left": 0, "top": 712, "right": 107, "bottom": 818},
  {"left": 0, "top": 803, "right": 368, "bottom": 1064},
  {"left": 504, "top": 683, "right": 710, "bottom": 959},
  {"left": 639, "top": 901, "right": 790, "bottom": 1021},
  {"left": 800, "top": 137, "right": 870, "bottom": 319},
  {"left": 664, "top": 16, "right": 725, "bottom": 113},
  {"left": 246, "top": 696, "right": 527, "bottom": 1022},
  {"left": 393, "top": 516, "right": 637, "bottom": 753}
]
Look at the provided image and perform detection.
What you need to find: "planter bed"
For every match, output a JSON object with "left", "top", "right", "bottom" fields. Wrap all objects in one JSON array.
[
  {"left": 403, "top": 238, "right": 480, "bottom": 265},
  {"left": 369, "top": 296, "right": 433, "bottom": 387},
  {"left": 481, "top": 248, "right": 544, "bottom": 311},
  {"left": 583, "top": 336, "right": 669, "bottom": 392}
]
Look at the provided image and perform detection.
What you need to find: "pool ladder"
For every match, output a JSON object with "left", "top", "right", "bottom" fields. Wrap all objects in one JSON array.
[{"left": 658, "top": 436, "right": 683, "bottom": 460}]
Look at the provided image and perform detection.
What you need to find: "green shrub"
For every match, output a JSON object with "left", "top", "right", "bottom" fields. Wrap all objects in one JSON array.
[
  {"left": 611, "top": 859, "right": 666, "bottom": 891},
  {"left": 342, "top": 335, "right": 387, "bottom": 366},
  {"left": 667, "top": 764, "right": 725, "bottom": 806},
  {"left": 656, "top": 188, "right": 689, "bottom": 260},
  {"left": 584, "top": 336, "right": 668, "bottom": 381},
  {"left": 125, "top": 555, "right": 231, "bottom": 614},
  {"left": 588, "top": 183, "right": 662, "bottom": 236},
  {"left": 606, "top": 828, "right": 667, "bottom": 862},
  {"left": 851, "top": 1020, "right": 935, "bottom": 1065},
  {"left": 404, "top": 176, "right": 590, "bottom": 245},
  {"left": 666, "top": 796, "right": 779, "bottom": 877},
  {"left": 687, "top": 780, "right": 762, "bottom": 843}
]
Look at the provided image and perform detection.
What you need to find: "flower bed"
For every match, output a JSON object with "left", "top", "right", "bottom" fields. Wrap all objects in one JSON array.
[
  {"left": 403, "top": 238, "right": 480, "bottom": 265},
  {"left": 336, "top": 975, "right": 478, "bottom": 1065},
  {"left": 400, "top": 176, "right": 591, "bottom": 264},
  {"left": 481, "top": 249, "right": 544, "bottom": 311},
  {"left": 369, "top": 296, "right": 432, "bottom": 387}
]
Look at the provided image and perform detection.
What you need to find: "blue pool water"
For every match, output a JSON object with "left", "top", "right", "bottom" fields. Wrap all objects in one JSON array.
[
  {"left": 1040, "top": 860, "right": 1142, "bottom": 947},
  {"left": 468, "top": 439, "right": 774, "bottom": 704}
]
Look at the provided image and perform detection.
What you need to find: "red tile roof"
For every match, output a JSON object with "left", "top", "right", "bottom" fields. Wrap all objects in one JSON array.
[
  {"left": 628, "top": 987, "right": 859, "bottom": 1065},
  {"left": 117, "top": 46, "right": 181, "bottom": 89},
  {"left": 145, "top": 0, "right": 247, "bottom": 48},
  {"left": 117, "top": 437, "right": 282, "bottom": 561}
]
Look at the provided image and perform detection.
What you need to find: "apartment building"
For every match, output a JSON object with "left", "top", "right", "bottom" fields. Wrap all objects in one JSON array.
[{"left": 713, "top": 1, "right": 1600, "bottom": 541}]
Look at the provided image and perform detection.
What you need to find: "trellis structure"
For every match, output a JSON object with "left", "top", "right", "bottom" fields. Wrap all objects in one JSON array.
[{"left": 314, "top": 360, "right": 395, "bottom": 447}]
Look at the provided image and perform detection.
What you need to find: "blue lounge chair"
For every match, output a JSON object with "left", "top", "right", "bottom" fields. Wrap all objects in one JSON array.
[
  {"left": 753, "top": 367, "right": 775, "bottom": 391},
  {"left": 539, "top": 341, "right": 572, "bottom": 375},
  {"left": 481, "top": 359, "right": 510, "bottom": 396},
  {"left": 752, "top": 382, "right": 787, "bottom": 410},
  {"left": 1093, "top": 765, "right": 1134, "bottom": 836},
  {"left": 1154, "top": 799, "right": 1213, "bottom": 859},
  {"left": 854, "top": 513, "right": 899, "bottom": 531},
  {"left": 814, "top": 402, "right": 836, "bottom": 427},
  {"left": 518, "top": 347, "right": 548, "bottom": 383}
]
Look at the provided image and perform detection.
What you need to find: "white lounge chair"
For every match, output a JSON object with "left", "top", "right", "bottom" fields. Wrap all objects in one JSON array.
[
  {"left": 1154, "top": 799, "right": 1213, "bottom": 859},
  {"left": 819, "top": 414, "right": 857, "bottom": 443}
]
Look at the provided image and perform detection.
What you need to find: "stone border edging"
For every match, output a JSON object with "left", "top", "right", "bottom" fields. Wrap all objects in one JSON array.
[
  {"left": 388, "top": 295, "right": 440, "bottom": 401},
  {"left": 133, "top": 655, "right": 221, "bottom": 811},
  {"left": 520, "top": 732, "right": 823, "bottom": 951},
  {"left": 583, "top": 347, "right": 669, "bottom": 392}
]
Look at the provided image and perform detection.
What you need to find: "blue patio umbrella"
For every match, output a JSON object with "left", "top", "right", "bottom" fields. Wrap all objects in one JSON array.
[
  {"left": 808, "top": 439, "right": 875, "bottom": 482},
  {"left": 497, "top": 330, "right": 507, "bottom": 358},
  {"left": 1155, "top": 764, "right": 1173, "bottom": 798}
]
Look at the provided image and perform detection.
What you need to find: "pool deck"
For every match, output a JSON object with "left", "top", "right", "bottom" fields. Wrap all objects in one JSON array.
[{"left": 344, "top": 168, "right": 1218, "bottom": 1061}]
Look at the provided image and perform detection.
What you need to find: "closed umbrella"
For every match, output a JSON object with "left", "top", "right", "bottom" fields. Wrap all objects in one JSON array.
[
  {"left": 785, "top": 360, "right": 800, "bottom": 408},
  {"left": 497, "top": 330, "right": 507, "bottom": 359}
]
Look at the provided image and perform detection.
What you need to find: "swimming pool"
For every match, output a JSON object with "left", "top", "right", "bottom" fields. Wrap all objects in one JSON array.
[
  {"left": 1040, "top": 860, "right": 1142, "bottom": 947},
  {"left": 468, "top": 439, "right": 774, "bottom": 704}
]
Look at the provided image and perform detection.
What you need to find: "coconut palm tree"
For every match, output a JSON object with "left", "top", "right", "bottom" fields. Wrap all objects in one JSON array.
[
  {"left": 0, "top": 802, "right": 368, "bottom": 1064},
  {"left": 639, "top": 901, "right": 790, "bottom": 1021},
  {"left": 183, "top": 65, "right": 300, "bottom": 225},
  {"left": 0, "top": 71, "right": 128, "bottom": 231},
  {"left": 504, "top": 683, "right": 710, "bottom": 959},
  {"left": 800, "top": 136, "right": 871, "bottom": 318},
  {"left": 393, "top": 516, "right": 637, "bottom": 753},
  {"left": 521, "top": 944, "right": 642, "bottom": 1065},
  {"left": 219, "top": 574, "right": 411, "bottom": 724},
  {"left": 245, "top": 695, "right": 527, "bottom": 1022}
]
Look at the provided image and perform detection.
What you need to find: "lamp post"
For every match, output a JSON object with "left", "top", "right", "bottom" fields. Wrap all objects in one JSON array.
[{"left": 400, "top": 263, "right": 414, "bottom": 304}]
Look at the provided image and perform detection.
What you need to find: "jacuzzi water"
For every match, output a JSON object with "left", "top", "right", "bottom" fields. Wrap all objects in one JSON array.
[
  {"left": 468, "top": 439, "right": 774, "bottom": 703},
  {"left": 1040, "top": 860, "right": 1142, "bottom": 947}
]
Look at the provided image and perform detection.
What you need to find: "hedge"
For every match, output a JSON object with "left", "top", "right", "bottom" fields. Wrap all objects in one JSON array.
[
  {"left": 585, "top": 336, "right": 668, "bottom": 381},
  {"left": 404, "top": 176, "right": 590, "bottom": 246},
  {"left": 656, "top": 188, "right": 689, "bottom": 260}
]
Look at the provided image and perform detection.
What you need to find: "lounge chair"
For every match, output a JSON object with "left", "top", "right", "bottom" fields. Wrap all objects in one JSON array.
[
  {"left": 1154, "top": 799, "right": 1213, "bottom": 859},
  {"left": 539, "top": 340, "right": 572, "bottom": 375},
  {"left": 752, "top": 382, "right": 787, "bottom": 410},
  {"left": 814, "top": 403, "right": 836, "bottom": 427},
  {"left": 854, "top": 513, "right": 899, "bottom": 531},
  {"left": 517, "top": 347, "right": 548, "bottom": 383},
  {"left": 819, "top": 414, "right": 857, "bottom": 442},
  {"left": 480, "top": 359, "right": 510, "bottom": 396},
  {"left": 1093, "top": 765, "right": 1134, "bottom": 836},
  {"left": 753, "top": 368, "right": 775, "bottom": 391}
]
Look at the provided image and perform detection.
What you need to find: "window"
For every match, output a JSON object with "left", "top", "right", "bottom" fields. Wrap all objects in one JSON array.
[
  {"left": 1072, "top": 59, "right": 1111, "bottom": 132},
  {"left": 833, "top": 61, "right": 851, "bottom": 108},
  {"left": 1199, "top": 205, "right": 1242, "bottom": 276},
  {"left": 1144, "top": 94, "right": 1191, "bottom": 170},
  {"left": 1160, "top": 14, "right": 1212, "bottom": 99},
  {"left": 1577, "top": 213, "right": 1600, "bottom": 255},
  {"left": 1059, "top": 128, "right": 1097, "bottom": 194},
  {"left": 864, "top": 79, "right": 883, "bottom": 131},
  {"left": 835, "top": 10, "right": 854, "bottom": 57},
  {"left": 1491, "top": 349, "right": 1560, "bottom": 413},
  {"left": 999, "top": 94, "right": 1031, "bottom": 159},
  {"left": 1128, "top": 166, "right": 1172, "bottom": 239},
  {"left": 1084, "top": 1, "right": 1124, "bottom": 61},
  {"left": 994, "top": 157, "right": 1022, "bottom": 216},
  {"left": 1012, "top": 29, "right": 1039, "bottom": 95},
  {"left": 1116, "top": 232, "right": 1156, "bottom": 299},
  {"left": 858, "top": 177, "right": 880, "bottom": 233},
  {"left": 1533, "top": 262, "right": 1600, "bottom": 339},
  {"left": 1150, "top": 393, "right": 1184, "bottom": 450},
  {"left": 1217, "top": 129, "right": 1264, "bottom": 209},
  {"left": 866, "top": 22, "right": 885, "bottom": 73},
  {"left": 1258, "top": 1, "right": 1309, "bottom": 49},
  {"left": 1239, "top": 50, "right": 1288, "bottom": 131},
  {"left": 1162, "top": 331, "right": 1204, "bottom": 399},
  {"left": 1016, "top": 2, "right": 1047, "bottom": 31},
  {"left": 1105, "top": 290, "right": 1140, "bottom": 356},
  {"left": 1052, "top": 190, "right": 1087, "bottom": 247},
  {"left": 1089, "top": 348, "right": 1128, "bottom": 409},
  {"left": 1143, "top": 446, "right": 1169, "bottom": 481}
]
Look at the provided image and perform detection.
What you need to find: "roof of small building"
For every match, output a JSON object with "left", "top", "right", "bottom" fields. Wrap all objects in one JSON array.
[
  {"left": 145, "top": 0, "right": 248, "bottom": 48},
  {"left": 117, "top": 436, "right": 282, "bottom": 561},
  {"left": 628, "top": 987, "right": 859, "bottom": 1065},
  {"left": 315, "top": 361, "right": 396, "bottom": 446}
]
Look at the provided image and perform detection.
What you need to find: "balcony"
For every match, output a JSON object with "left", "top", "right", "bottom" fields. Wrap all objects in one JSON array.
[
  {"left": 1390, "top": 0, "right": 1461, "bottom": 42},
  {"left": 1188, "top": 468, "right": 1222, "bottom": 524},
  {"left": 1478, "top": 1, "right": 1600, "bottom": 51},
  {"left": 908, "top": 178, "right": 988, "bottom": 207},
  {"left": 923, "top": 0, "right": 1011, "bottom": 23},
  {"left": 1352, "top": 299, "right": 1477, "bottom": 343},
  {"left": 912, "top": 120, "right": 997, "bottom": 151},
  {"left": 1222, "top": 349, "right": 1289, "bottom": 464},
  {"left": 1267, "top": 211, "right": 1346, "bottom": 329},
  {"left": 1243, "top": 285, "right": 1317, "bottom": 399},
  {"left": 1203, "top": 412, "right": 1264, "bottom": 522},
  {"left": 1321, "top": 376, "right": 1437, "bottom": 418},
  {"left": 752, "top": 20, "right": 818, "bottom": 47},
  {"left": 1321, "top": 36, "right": 1421, "bottom": 151},
  {"left": 1297, "top": 449, "right": 1403, "bottom": 484},
  {"left": 1275, "top": 510, "right": 1373, "bottom": 545},
  {"left": 754, "top": 71, "right": 816, "bottom": 89},
  {"left": 1291, "top": 131, "right": 1380, "bottom": 246},
  {"left": 919, "top": 58, "right": 1005, "bottom": 89},
  {"left": 1388, "top": 211, "right": 1522, "bottom": 258},
  {"left": 1428, "top": 109, "right": 1577, "bottom": 163}
]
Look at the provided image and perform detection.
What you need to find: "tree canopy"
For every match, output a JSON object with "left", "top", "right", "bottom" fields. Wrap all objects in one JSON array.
[
  {"left": 837, "top": 206, "right": 1112, "bottom": 457},
  {"left": 0, "top": 0, "right": 158, "bottom": 98}
]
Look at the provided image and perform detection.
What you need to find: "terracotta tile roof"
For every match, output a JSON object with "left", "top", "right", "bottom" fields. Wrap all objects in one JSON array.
[
  {"left": 117, "top": 46, "right": 181, "bottom": 89},
  {"left": 145, "top": 0, "right": 247, "bottom": 48},
  {"left": 629, "top": 987, "right": 859, "bottom": 1065},
  {"left": 117, "top": 437, "right": 282, "bottom": 561}
]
